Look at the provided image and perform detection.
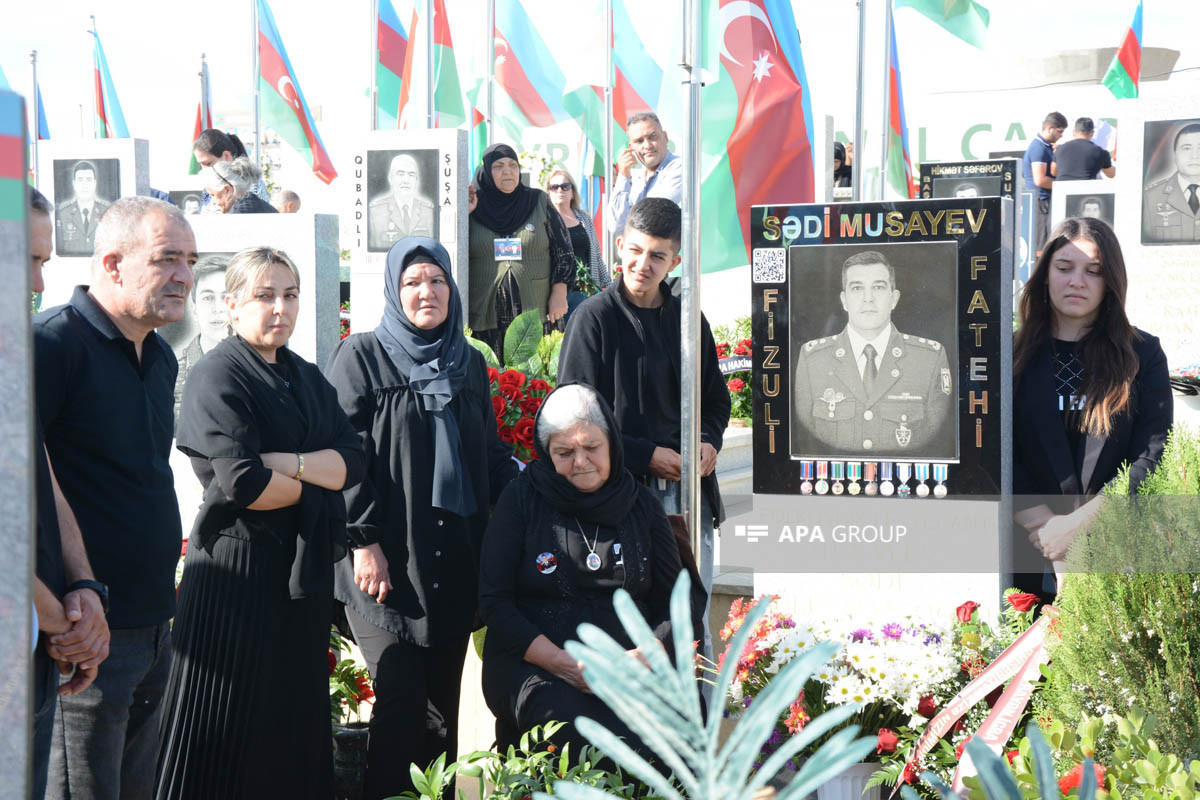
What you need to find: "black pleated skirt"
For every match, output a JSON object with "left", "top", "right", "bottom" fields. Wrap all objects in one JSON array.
[{"left": 155, "top": 531, "right": 333, "bottom": 799}]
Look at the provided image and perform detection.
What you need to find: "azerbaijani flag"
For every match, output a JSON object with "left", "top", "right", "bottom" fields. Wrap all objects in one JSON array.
[
  {"left": 92, "top": 24, "right": 130, "bottom": 138},
  {"left": 885, "top": 12, "right": 916, "bottom": 199},
  {"left": 0, "top": 92, "right": 26, "bottom": 221},
  {"left": 187, "top": 62, "right": 212, "bottom": 175},
  {"left": 1102, "top": 1, "right": 1142, "bottom": 100},
  {"left": 562, "top": 85, "right": 610, "bottom": 174},
  {"left": 701, "top": 0, "right": 815, "bottom": 272},
  {"left": 894, "top": 0, "right": 989, "bottom": 49},
  {"left": 494, "top": 0, "right": 568, "bottom": 128},
  {"left": 35, "top": 81, "right": 50, "bottom": 140},
  {"left": 432, "top": 0, "right": 465, "bottom": 127},
  {"left": 612, "top": 0, "right": 662, "bottom": 130},
  {"left": 376, "top": 0, "right": 409, "bottom": 129},
  {"left": 257, "top": 0, "right": 337, "bottom": 183}
]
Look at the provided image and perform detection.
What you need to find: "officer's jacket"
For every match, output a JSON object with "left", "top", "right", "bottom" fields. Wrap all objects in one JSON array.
[
  {"left": 794, "top": 326, "right": 953, "bottom": 456},
  {"left": 368, "top": 193, "right": 436, "bottom": 249},
  {"left": 1142, "top": 172, "right": 1200, "bottom": 243},
  {"left": 55, "top": 198, "right": 110, "bottom": 256}
]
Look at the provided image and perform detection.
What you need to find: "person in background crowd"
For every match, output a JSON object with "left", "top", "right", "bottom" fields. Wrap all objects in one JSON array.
[
  {"left": 467, "top": 143, "right": 575, "bottom": 359},
  {"left": 276, "top": 189, "right": 302, "bottom": 213},
  {"left": 558, "top": 198, "right": 729, "bottom": 660},
  {"left": 36, "top": 197, "right": 196, "bottom": 800},
  {"left": 609, "top": 112, "right": 682, "bottom": 236},
  {"left": 325, "top": 238, "right": 517, "bottom": 798},
  {"left": 157, "top": 247, "right": 365, "bottom": 799},
  {"left": 193, "top": 129, "right": 270, "bottom": 206},
  {"left": 1012, "top": 217, "right": 1172, "bottom": 603},
  {"left": 833, "top": 141, "right": 852, "bottom": 188},
  {"left": 544, "top": 166, "right": 609, "bottom": 291},
  {"left": 479, "top": 383, "right": 684, "bottom": 758},
  {"left": 202, "top": 157, "right": 277, "bottom": 215},
  {"left": 1052, "top": 117, "right": 1116, "bottom": 181},
  {"left": 1022, "top": 111, "right": 1068, "bottom": 253},
  {"left": 28, "top": 187, "right": 111, "bottom": 800}
]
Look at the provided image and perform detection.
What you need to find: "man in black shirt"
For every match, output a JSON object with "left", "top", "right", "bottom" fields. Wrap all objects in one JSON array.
[
  {"left": 36, "top": 196, "right": 197, "bottom": 800},
  {"left": 1052, "top": 117, "right": 1115, "bottom": 181},
  {"left": 559, "top": 198, "right": 730, "bottom": 659},
  {"left": 29, "top": 187, "right": 111, "bottom": 800}
]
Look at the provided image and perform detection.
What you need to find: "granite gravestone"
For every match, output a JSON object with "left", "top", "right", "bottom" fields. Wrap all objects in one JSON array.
[
  {"left": 0, "top": 90, "right": 32, "bottom": 800},
  {"left": 1051, "top": 178, "right": 1116, "bottom": 231},
  {"left": 732, "top": 197, "right": 1014, "bottom": 618},
  {"left": 351, "top": 129, "right": 468, "bottom": 334},
  {"left": 36, "top": 138, "right": 149, "bottom": 306}
]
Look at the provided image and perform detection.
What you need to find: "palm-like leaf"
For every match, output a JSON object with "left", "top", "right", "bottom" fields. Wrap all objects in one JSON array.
[{"left": 534, "top": 572, "right": 875, "bottom": 799}]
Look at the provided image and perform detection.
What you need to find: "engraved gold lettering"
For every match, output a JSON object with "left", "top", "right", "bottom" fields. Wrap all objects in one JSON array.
[{"left": 966, "top": 290, "right": 990, "bottom": 314}]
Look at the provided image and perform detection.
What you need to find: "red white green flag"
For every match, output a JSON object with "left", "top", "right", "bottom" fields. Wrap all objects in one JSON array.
[
  {"left": 885, "top": 13, "right": 916, "bottom": 199},
  {"left": 431, "top": 0, "right": 465, "bottom": 127}
]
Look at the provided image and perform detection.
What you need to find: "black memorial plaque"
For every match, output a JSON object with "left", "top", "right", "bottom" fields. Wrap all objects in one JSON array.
[
  {"left": 920, "top": 159, "right": 1018, "bottom": 200},
  {"left": 749, "top": 198, "right": 1012, "bottom": 500}
]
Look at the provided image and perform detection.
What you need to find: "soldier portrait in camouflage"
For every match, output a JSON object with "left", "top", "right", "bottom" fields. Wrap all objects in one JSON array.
[
  {"left": 792, "top": 247, "right": 957, "bottom": 460},
  {"left": 53, "top": 158, "right": 118, "bottom": 257},
  {"left": 1142, "top": 119, "right": 1200, "bottom": 244},
  {"left": 367, "top": 149, "right": 439, "bottom": 252}
]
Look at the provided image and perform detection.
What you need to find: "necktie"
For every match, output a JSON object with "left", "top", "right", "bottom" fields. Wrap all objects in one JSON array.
[
  {"left": 82, "top": 209, "right": 89, "bottom": 230},
  {"left": 401, "top": 205, "right": 411, "bottom": 231},
  {"left": 862, "top": 344, "right": 878, "bottom": 396},
  {"left": 1188, "top": 184, "right": 1199, "bottom": 215}
]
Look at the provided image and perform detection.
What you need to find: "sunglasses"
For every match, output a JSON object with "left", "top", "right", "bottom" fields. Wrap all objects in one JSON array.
[{"left": 547, "top": 183, "right": 572, "bottom": 192}]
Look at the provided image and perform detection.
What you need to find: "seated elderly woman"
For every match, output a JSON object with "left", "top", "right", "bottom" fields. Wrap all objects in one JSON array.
[
  {"left": 479, "top": 383, "right": 685, "bottom": 752},
  {"left": 201, "top": 155, "right": 278, "bottom": 215}
]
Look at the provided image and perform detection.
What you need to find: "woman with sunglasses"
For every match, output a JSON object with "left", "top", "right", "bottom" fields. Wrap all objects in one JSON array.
[{"left": 545, "top": 168, "right": 609, "bottom": 290}]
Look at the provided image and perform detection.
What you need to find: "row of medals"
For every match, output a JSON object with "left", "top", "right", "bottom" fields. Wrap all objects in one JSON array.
[{"left": 798, "top": 461, "right": 949, "bottom": 498}]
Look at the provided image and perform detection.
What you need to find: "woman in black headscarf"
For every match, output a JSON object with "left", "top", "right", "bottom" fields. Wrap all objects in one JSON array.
[
  {"left": 324, "top": 237, "right": 519, "bottom": 799},
  {"left": 467, "top": 143, "right": 576, "bottom": 358},
  {"left": 157, "top": 247, "right": 365, "bottom": 800},
  {"left": 833, "top": 141, "right": 853, "bottom": 188},
  {"left": 479, "top": 383, "right": 686, "bottom": 755}
]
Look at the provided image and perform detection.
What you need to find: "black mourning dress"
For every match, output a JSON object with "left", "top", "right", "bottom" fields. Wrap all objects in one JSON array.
[{"left": 156, "top": 335, "right": 364, "bottom": 800}]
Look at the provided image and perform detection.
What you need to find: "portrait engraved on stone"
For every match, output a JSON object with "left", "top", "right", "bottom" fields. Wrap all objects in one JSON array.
[
  {"left": 1066, "top": 194, "right": 1115, "bottom": 227},
  {"left": 53, "top": 158, "right": 120, "bottom": 257},
  {"left": 932, "top": 176, "right": 1001, "bottom": 199},
  {"left": 158, "top": 252, "right": 234, "bottom": 423},
  {"left": 790, "top": 243, "right": 959, "bottom": 461},
  {"left": 1142, "top": 118, "right": 1200, "bottom": 244},
  {"left": 366, "top": 148, "right": 439, "bottom": 252}
]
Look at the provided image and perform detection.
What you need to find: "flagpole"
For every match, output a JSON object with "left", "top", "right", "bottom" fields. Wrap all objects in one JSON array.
[
  {"left": 89, "top": 16, "right": 99, "bottom": 139},
  {"left": 199, "top": 53, "right": 211, "bottom": 130},
  {"left": 852, "top": 0, "right": 866, "bottom": 201},
  {"left": 252, "top": 0, "right": 261, "bottom": 168},
  {"left": 425, "top": 0, "right": 435, "bottom": 127},
  {"left": 680, "top": 0, "right": 703, "bottom": 565},
  {"left": 602, "top": 0, "right": 613, "bottom": 269},
  {"left": 30, "top": 50, "right": 39, "bottom": 188},
  {"left": 486, "top": 0, "right": 495, "bottom": 146},
  {"left": 879, "top": 0, "right": 892, "bottom": 200},
  {"left": 370, "top": 0, "right": 379, "bottom": 129}
]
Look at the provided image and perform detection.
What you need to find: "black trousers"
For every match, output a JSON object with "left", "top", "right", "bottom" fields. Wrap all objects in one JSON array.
[{"left": 346, "top": 608, "right": 468, "bottom": 800}]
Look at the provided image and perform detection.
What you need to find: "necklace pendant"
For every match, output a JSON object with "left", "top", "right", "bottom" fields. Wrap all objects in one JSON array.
[{"left": 586, "top": 552, "right": 602, "bottom": 571}]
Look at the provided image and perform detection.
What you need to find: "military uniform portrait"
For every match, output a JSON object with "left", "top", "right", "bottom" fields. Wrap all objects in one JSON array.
[
  {"left": 169, "top": 190, "right": 203, "bottom": 215},
  {"left": 790, "top": 243, "right": 958, "bottom": 461},
  {"left": 1142, "top": 118, "right": 1200, "bottom": 244},
  {"left": 157, "top": 252, "right": 234, "bottom": 423},
  {"left": 932, "top": 176, "right": 1001, "bottom": 199},
  {"left": 1066, "top": 194, "right": 1114, "bottom": 227},
  {"left": 53, "top": 158, "right": 119, "bottom": 257},
  {"left": 366, "top": 148, "right": 439, "bottom": 252}
]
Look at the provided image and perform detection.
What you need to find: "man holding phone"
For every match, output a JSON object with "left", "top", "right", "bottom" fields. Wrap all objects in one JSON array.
[{"left": 609, "top": 112, "right": 683, "bottom": 236}]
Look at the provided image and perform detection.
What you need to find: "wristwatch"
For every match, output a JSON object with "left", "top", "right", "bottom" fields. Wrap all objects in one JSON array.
[{"left": 67, "top": 579, "right": 110, "bottom": 615}]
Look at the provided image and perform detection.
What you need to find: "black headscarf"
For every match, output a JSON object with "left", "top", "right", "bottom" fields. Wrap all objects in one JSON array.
[
  {"left": 374, "top": 236, "right": 476, "bottom": 517},
  {"left": 470, "top": 143, "right": 541, "bottom": 236},
  {"left": 833, "top": 141, "right": 852, "bottom": 187},
  {"left": 526, "top": 383, "right": 639, "bottom": 527}
]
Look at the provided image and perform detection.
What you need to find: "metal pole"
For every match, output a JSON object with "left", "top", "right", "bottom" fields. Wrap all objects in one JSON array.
[
  {"left": 603, "top": 0, "right": 613, "bottom": 268},
  {"left": 89, "top": 16, "right": 98, "bottom": 139},
  {"left": 199, "top": 54, "right": 211, "bottom": 129},
  {"left": 680, "top": 0, "right": 704, "bottom": 569},
  {"left": 370, "top": 0, "right": 379, "bottom": 129},
  {"left": 30, "top": 51, "right": 39, "bottom": 188},
  {"left": 879, "top": 0, "right": 892, "bottom": 200},
  {"left": 486, "top": 0, "right": 495, "bottom": 146},
  {"left": 425, "top": 0, "right": 435, "bottom": 128},
  {"left": 252, "top": 0, "right": 261, "bottom": 168},
  {"left": 852, "top": 0, "right": 866, "bottom": 201}
]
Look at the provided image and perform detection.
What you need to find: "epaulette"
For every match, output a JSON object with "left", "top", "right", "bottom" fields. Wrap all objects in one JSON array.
[{"left": 803, "top": 337, "right": 838, "bottom": 353}]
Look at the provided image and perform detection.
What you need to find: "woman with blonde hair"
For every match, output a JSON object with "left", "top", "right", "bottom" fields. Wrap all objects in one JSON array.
[
  {"left": 157, "top": 247, "right": 365, "bottom": 799},
  {"left": 544, "top": 167, "right": 609, "bottom": 290}
]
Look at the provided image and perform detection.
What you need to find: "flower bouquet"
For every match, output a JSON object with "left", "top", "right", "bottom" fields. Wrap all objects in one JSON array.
[
  {"left": 330, "top": 629, "right": 374, "bottom": 726},
  {"left": 489, "top": 368, "right": 553, "bottom": 463}
]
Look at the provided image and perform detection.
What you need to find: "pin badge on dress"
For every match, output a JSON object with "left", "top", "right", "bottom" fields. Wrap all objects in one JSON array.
[{"left": 535, "top": 552, "right": 558, "bottom": 574}]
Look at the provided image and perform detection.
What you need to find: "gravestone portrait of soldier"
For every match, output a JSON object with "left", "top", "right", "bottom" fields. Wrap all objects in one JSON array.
[
  {"left": 367, "top": 150, "right": 438, "bottom": 251},
  {"left": 1142, "top": 119, "right": 1200, "bottom": 244},
  {"left": 53, "top": 158, "right": 119, "bottom": 256}
]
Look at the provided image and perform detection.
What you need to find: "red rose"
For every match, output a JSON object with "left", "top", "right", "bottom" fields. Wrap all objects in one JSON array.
[
  {"left": 1005, "top": 750, "right": 1020, "bottom": 765},
  {"left": 901, "top": 761, "right": 919, "bottom": 785},
  {"left": 955, "top": 737, "right": 970, "bottom": 760},
  {"left": 498, "top": 425, "right": 516, "bottom": 444},
  {"left": 528, "top": 378, "right": 552, "bottom": 395},
  {"left": 733, "top": 344, "right": 749, "bottom": 356},
  {"left": 328, "top": 649, "right": 337, "bottom": 675},
  {"left": 498, "top": 369, "right": 526, "bottom": 388},
  {"left": 519, "top": 396, "right": 543, "bottom": 416},
  {"left": 181, "top": 538, "right": 189, "bottom": 557},
  {"left": 956, "top": 601, "right": 980, "bottom": 623},
  {"left": 487, "top": 367, "right": 499, "bottom": 384},
  {"left": 1007, "top": 592, "right": 1039, "bottom": 612},
  {"left": 492, "top": 395, "right": 506, "bottom": 419},
  {"left": 716, "top": 343, "right": 730, "bottom": 358},
  {"left": 917, "top": 695, "right": 938, "bottom": 718},
  {"left": 513, "top": 417, "right": 536, "bottom": 449},
  {"left": 876, "top": 728, "right": 899, "bottom": 755},
  {"left": 1058, "top": 763, "right": 1106, "bottom": 795},
  {"left": 727, "top": 377, "right": 746, "bottom": 393},
  {"left": 354, "top": 673, "right": 375, "bottom": 702},
  {"left": 500, "top": 384, "right": 524, "bottom": 404}
]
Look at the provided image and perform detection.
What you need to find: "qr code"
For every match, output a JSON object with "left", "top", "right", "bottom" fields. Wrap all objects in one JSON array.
[{"left": 752, "top": 248, "right": 786, "bottom": 283}]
